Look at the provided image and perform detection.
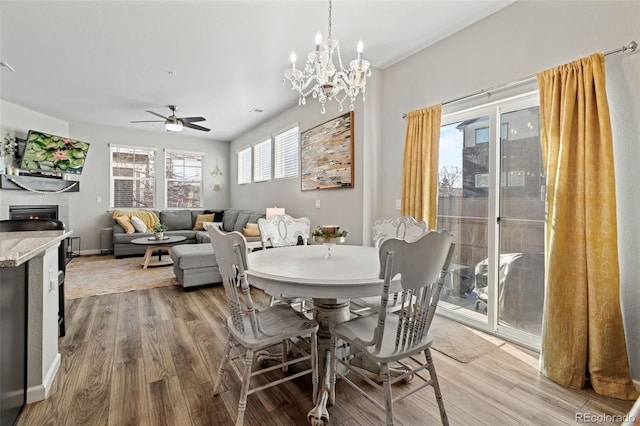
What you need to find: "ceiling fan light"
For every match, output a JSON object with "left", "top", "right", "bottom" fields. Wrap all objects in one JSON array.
[{"left": 165, "top": 119, "right": 183, "bottom": 132}]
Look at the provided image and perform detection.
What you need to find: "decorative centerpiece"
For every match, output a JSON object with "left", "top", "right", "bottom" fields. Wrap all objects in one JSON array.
[
  {"left": 312, "top": 225, "right": 348, "bottom": 258},
  {"left": 153, "top": 223, "right": 168, "bottom": 240}
]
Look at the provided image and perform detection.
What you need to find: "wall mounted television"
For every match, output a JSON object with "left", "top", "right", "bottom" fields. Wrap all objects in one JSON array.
[{"left": 20, "top": 130, "right": 90, "bottom": 175}]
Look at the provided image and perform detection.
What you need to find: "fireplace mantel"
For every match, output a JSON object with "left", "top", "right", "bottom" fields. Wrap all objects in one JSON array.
[{"left": 0, "top": 175, "right": 80, "bottom": 193}]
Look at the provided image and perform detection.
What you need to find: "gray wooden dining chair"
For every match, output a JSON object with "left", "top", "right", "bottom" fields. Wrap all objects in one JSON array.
[
  {"left": 351, "top": 215, "right": 429, "bottom": 315},
  {"left": 207, "top": 225, "right": 319, "bottom": 426},
  {"left": 330, "top": 230, "right": 455, "bottom": 426},
  {"left": 257, "top": 214, "right": 312, "bottom": 313},
  {"left": 372, "top": 215, "right": 428, "bottom": 248}
]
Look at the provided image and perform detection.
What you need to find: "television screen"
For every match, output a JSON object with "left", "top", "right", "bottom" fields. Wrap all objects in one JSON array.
[{"left": 20, "top": 130, "right": 90, "bottom": 175}]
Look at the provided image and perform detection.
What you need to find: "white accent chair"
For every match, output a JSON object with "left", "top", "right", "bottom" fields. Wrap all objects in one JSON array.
[
  {"left": 258, "top": 214, "right": 312, "bottom": 312},
  {"left": 351, "top": 216, "right": 429, "bottom": 314},
  {"left": 330, "top": 230, "right": 455, "bottom": 426},
  {"left": 207, "top": 226, "right": 319, "bottom": 426},
  {"left": 257, "top": 214, "right": 311, "bottom": 249}
]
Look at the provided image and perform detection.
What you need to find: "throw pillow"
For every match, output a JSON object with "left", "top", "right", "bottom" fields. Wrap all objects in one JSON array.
[
  {"left": 130, "top": 216, "right": 147, "bottom": 233},
  {"left": 193, "top": 213, "right": 215, "bottom": 231},
  {"left": 115, "top": 216, "right": 135, "bottom": 234},
  {"left": 243, "top": 223, "right": 260, "bottom": 237}
]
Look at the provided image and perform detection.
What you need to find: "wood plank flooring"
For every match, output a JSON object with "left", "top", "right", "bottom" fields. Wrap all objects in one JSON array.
[{"left": 18, "top": 283, "right": 635, "bottom": 426}]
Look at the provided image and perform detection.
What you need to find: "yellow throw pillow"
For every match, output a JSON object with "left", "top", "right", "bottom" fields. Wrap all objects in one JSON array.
[
  {"left": 115, "top": 216, "right": 135, "bottom": 234},
  {"left": 243, "top": 223, "right": 260, "bottom": 237},
  {"left": 193, "top": 213, "right": 215, "bottom": 231}
]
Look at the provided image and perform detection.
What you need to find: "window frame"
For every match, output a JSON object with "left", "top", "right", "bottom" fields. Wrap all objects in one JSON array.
[
  {"left": 273, "top": 125, "right": 299, "bottom": 180},
  {"left": 164, "top": 148, "right": 205, "bottom": 209},
  {"left": 109, "top": 143, "right": 157, "bottom": 209},
  {"left": 252, "top": 138, "right": 272, "bottom": 183},
  {"left": 237, "top": 146, "right": 252, "bottom": 185},
  {"left": 237, "top": 123, "right": 300, "bottom": 185}
]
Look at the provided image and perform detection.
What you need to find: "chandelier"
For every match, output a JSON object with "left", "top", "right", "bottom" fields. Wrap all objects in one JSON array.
[{"left": 283, "top": 0, "right": 372, "bottom": 114}]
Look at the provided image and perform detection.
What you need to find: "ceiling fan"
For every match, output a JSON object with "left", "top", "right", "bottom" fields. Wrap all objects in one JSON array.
[{"left": 130, "top": 105, "right": 210, "bottom": 132}]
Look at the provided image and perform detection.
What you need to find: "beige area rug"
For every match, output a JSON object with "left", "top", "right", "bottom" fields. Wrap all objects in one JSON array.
[
  {"left": 65, "top": 255, "right": 178, "bottom": 299},
  {"left": 429, "top": 314, "right": 505, "bottom": 363}
]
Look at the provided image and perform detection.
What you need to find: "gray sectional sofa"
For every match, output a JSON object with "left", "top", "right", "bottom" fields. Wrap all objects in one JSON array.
[{"left": 111, "top": 208, "right": 264, "bottom": 258}]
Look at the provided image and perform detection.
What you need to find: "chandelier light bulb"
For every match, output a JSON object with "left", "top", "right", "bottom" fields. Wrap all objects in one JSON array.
[
  {"left": 290, "top": 51, "right": 297, "bottom": 67},
  {"left": 283, "top": 0, "right": 372, "bottom": 113}
]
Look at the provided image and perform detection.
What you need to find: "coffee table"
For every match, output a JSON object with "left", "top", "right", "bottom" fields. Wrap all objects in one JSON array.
[{"left": 131, "top": 235, "right": 187, "bottom": 269}]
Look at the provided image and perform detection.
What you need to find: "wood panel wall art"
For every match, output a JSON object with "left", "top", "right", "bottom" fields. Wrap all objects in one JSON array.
[{"left": 301, "top": 111, "right": 354, "bottom": 191}]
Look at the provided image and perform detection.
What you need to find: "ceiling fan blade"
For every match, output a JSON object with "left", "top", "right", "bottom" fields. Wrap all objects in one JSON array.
[
  {"left": 145, "top": 110, "right": 168, "bottom": 120},
  {"left": 180, "top": 116, "right": 206, "bottom": 123},
  {"left": 130, "top": 120, "right": 164, "bottom": 123},
  {"left": 183, "top": 122, "right": 211, "bottom": 132}
]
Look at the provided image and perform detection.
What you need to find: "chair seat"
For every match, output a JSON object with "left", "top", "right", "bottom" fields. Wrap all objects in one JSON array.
[
  {"left": 228, "top": 304, "right": 318, "bottom": 349},
  {"left": 333, "top": 314, "right": 433, "bottom": 363}
]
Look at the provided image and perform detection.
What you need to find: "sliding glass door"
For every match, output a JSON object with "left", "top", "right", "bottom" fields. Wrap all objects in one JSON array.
[{"left": 436, "top": 93, "right": 545, "bottom": 350}]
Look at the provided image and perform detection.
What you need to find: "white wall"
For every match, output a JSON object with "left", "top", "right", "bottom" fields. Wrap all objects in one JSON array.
[
  {"left": 228, "top": 1, "right": 640, "bottom": 380},
  {"left": 0, "top": 100, "right": 231, "bottom": 252}
]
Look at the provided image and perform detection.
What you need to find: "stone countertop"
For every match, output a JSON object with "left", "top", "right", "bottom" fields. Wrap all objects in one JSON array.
[{"left": 0, "top": 230, "right": 72, "bottom": 267}]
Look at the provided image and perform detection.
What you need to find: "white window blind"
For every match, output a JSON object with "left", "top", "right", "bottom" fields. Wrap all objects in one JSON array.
[
  {"left": 253, "top": 139, "right": 271, "bottom": 182},
  {"left": 165, "top": 149, "right": 204, "bottom": 208},
  {"left": 110, "top": 145, "right": 156, "bottom": 208},
  {"left": 238, "top": 147, "right": 252, "bottom": 184},
  {"left": 274, "top": 126, "right": 299, "bottom": 179}
]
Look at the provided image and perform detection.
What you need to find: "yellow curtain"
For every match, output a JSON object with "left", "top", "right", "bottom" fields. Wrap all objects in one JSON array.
[
  {"left": 401, "top": 105, "right": 442, "bottom": 228},
  {"left": 537, "top": 53, "right": 638, "bottom": 400}
]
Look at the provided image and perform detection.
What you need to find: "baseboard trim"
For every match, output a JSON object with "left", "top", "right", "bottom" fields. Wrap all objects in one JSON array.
[
  {"left": 26, "top": 352, "right": 61, "bottom": 403},
  {"left": 80, "top": 249, "right": 102, "bottom": 255}
]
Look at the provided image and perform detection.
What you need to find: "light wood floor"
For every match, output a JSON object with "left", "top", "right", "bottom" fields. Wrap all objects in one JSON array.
[{"left": 18, "top": 283, "right": 634, "bottom": 425}]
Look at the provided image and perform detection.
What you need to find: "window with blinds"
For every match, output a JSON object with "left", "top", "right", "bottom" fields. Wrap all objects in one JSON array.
[
  {"left": 165, "top": 149, "right": 204, "bottom": 208},
  {"left": 253, "top": 139, "right": 271, "bottom": 182},
  {"left": 110, "top": 145, "right": 156, "bottom": 208},
  {"left": 238, "top": 147, "right": 252, "bottom": 184},
  {"left": 274, "top": 126, "right": 299, "bottom": 179}
]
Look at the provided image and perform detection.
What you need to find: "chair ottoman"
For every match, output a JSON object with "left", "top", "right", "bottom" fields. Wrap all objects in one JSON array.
[{"left": 170, "top": 244, "right": 222, "bottom": 289}]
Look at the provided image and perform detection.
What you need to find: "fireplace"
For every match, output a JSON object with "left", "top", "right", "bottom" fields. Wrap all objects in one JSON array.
[{"left": 9, "top": 205, "right": 59, "bottom": 220}]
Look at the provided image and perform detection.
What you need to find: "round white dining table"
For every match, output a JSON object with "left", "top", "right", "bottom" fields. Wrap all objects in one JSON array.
[
  {"left": 246, "top": 244, "right": 397, "bottom": 299},
  {"left": 247, "top": 244, "right": 400, "bottom": 425}
]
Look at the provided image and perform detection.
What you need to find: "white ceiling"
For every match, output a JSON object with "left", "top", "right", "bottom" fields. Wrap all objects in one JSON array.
[{"left": 0, "top": 0, "right": 514, "bottom": 141}]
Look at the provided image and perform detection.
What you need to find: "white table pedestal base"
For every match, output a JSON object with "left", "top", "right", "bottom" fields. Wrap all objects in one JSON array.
[{"left": 307, "top": 298, "right": 350, "bottom": 426}]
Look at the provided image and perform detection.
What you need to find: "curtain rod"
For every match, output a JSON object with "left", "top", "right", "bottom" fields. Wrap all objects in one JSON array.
[{"left": 402, "top": 40, "right": 638, "bottom": 119}]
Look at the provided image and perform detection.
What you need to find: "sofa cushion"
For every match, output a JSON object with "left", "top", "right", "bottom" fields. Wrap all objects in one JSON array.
[
  {"left": 115, "top": 216, "right": 135, "bottom": 234},
  {"left": 205, "top": 210, "right": 224, "bottom": 222},
  {"left": 222, "top": 209, "right": 240, "bottom": 232},
  {"left": 130, "top": 216, "right": 147, "bottom": 232},
  {"left": 193, "top": 213, "right": 215, "bottom": 230},
  {"left": 234, "top": 211, "right": 253, "bottom": 232},
  {"left": 190, "top": 210, "right": 205, "bottom": 228},
  {"left": 160, "top": 210, "right": 193, "bottom": 231}
]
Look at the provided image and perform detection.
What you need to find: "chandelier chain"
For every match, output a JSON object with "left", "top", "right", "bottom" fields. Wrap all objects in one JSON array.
[{"left": 328, "top": 0, "right": 332, "bottom": 37}]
